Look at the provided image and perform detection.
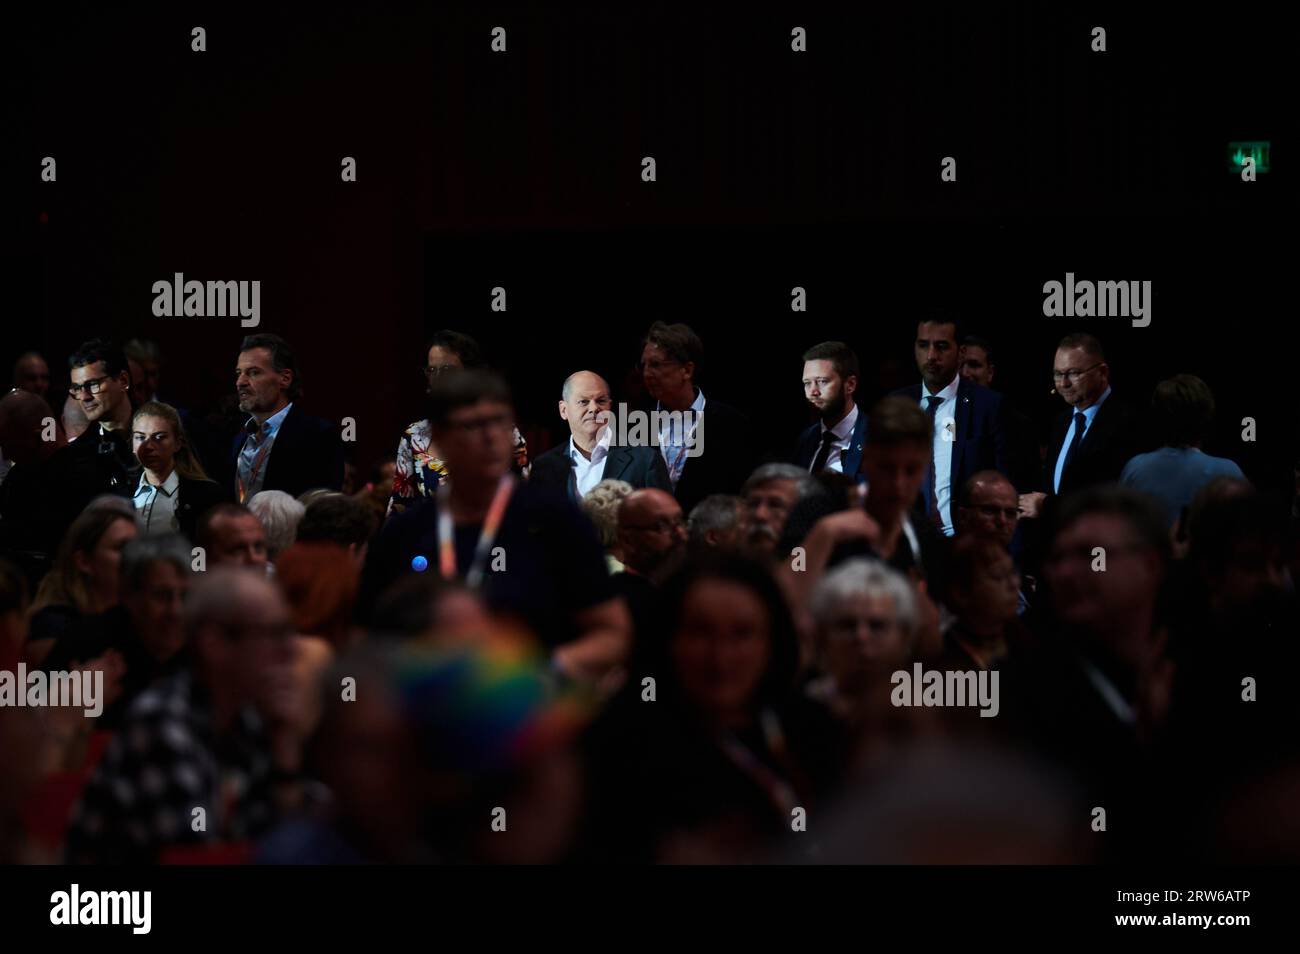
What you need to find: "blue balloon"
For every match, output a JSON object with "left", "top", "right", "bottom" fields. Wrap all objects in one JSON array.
[{"left": 411, "top": 555, "right": 429, "bottom": 573}]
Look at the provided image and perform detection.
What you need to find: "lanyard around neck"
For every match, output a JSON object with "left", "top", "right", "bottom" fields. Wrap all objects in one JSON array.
[{"left": 436, "top": 474, "right": 515, "bottom": 588}]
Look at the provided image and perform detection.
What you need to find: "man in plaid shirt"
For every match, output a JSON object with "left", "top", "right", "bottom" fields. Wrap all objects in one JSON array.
[{"left": 66, "top": 569, "right": 301, "bottom": 864}]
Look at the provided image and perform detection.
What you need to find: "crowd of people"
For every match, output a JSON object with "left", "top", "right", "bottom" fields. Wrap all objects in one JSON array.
[{"left": 1, "top": 316, "right": 1297, "bottom": 864}]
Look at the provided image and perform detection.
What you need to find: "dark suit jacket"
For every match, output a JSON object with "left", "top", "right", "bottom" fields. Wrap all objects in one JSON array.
[
  {"left": 175, "top": 476, "right": 233, "bottom": 541},
  {"left": 890, "top": 379, "right": 1010, "bottom": 505},
  {"left": 227, "top": 404, "right": 344, "bottom": 500},
  {"left": 670, "top": 397, "right": 757, "bottom": 516},
  {"left": 530, "top": 440, "right": 672, "bottom": 499},
  {"left": 1042, "top": 395, "right": 1144, "bottom": 497},
  {"left": 793, "top": 405, "right": 868, "bottom": 480}
]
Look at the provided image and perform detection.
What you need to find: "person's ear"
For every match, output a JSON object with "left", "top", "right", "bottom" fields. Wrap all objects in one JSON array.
[
  {"left": 844, "top": 374, "right": 858, "bottom": 399},
  {"left": 681, "top": 361, "right": 695, "bottom": 382},
  {"left": 72, "top": 549, "right": 93, "bottom": 577},
  {"left": 558, "top": 400, "right": 569, "bottom": 422}
]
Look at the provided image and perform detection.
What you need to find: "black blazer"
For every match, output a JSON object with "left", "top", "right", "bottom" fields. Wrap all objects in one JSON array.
[
  {"left": 670, "top": 397, "right": 757, "bottom": 517},
  {"left": 175, "top": 476, "right": 232, "bottom": 541},
  {"left": 226, "top": 404, "right": 344, "bottom": 500},
  {"left": 890, "top": 379, "right": 1011, "bottom": 494},
  {"left": 529, "top": 440, "right": 672, "bottom": 499},
  {"left": 792, "top": 405, "right": 868, "bottom": 480},
  {"left": 1042, "top": 395, "right": 1144, "bottom": 497}
]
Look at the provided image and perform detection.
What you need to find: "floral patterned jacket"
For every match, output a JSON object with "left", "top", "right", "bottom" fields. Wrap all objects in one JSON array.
[{"left": 387, "top": 417, "right": 529, "bottom": 518}]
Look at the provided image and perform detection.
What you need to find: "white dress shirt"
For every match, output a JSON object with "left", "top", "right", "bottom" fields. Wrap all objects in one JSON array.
[
  {"left": 811, "top": 403, "right": 859, "bottom": 474},
  {"left": 570, "top": 427, "right": 613, "bottom": 499},
  {"left": 921, "top": 375, "right": 960, "bottom": 536},
  {"left": 133, "top": 469, "right": 181, "bottom": 535},
  {"left": 1053, "top": 386, "right": 1111, "bottom": 494}
]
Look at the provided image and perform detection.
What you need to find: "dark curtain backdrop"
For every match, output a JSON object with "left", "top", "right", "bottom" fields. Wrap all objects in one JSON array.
[{"left": 13, "top": 4, "right": 1293, "bottom": 487}]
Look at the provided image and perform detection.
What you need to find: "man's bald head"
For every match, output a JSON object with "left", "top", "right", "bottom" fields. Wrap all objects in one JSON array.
[
  {"left": 0, "top": 390, "right": 63, "bottom": 466},
  {"left": 618, "top": 488, "right": 687, "bottom": 579},
  {"left": 559, "top": 370, "right": 613, "bottom": 449},
  {"left": 958, "top": 470, "right": 1020, "bottom": 548},
  {"left": 13, "top": 353, "right": 50, "bottom": 399}
]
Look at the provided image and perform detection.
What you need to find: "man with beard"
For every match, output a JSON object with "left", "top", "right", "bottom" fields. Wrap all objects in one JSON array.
[
  {"left": 794, "top": 341, "right": 866, "bottom": 479},
  {"left": 225, "top": 334, "right": 343, "bottom": 501},
  {"left": 891, "top": 313, "right": 1010, "bottom": 537}
]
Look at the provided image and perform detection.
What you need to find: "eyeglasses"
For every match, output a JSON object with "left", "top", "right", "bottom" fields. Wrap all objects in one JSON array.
[
  {"left": 1051, "top": 364, "right": 1102, "bottom": 384},
  {"left": 624, "top": 516, "right": 686, "bottom": 534},
  {"left": 69, "top": 375, "right": 114, "bottom": 397},
  {"left": 423, "top": 364, "right": 459, "bottom": 379}
]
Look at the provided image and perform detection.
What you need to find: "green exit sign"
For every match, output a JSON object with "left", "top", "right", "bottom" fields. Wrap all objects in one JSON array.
[{"left": 1228, "top": 141, "right": 1270, "bottom": 174}]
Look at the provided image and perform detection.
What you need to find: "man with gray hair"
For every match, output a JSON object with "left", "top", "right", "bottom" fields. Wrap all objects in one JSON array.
[
  {"left": 742, "top": 463, "right": 820, "bottom": 556},
  {"left": 530, "top": 370, "right": 671, "bottom": 500},
  {"left": 41, "top": 534, "right": 194, "bottom": 727},
  {"left": 687, "top": 494, "right": 748, "bottom": 556},
  {"left": 66, "top": 567, "right": 300, "bottom": 863}
]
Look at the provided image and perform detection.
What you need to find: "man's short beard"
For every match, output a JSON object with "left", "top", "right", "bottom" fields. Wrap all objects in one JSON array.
[{"left": 819, "top": 392, "right": 847, "bottom": 424}]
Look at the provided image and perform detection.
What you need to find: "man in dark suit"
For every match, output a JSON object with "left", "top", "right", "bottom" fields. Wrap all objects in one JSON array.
[
  {"left": 529, "top": 371, "right": 671, "bottom": 499},
  {"left": 891, "top": 314, "right": 1010, "bottom": 537},
  {"left": 226, "top": 333, "right": 344, "bottom": 502},
  {"left": 639, "top": 321, "right": 756, "bottom": 516},
  {"left": 1019, "top": 333, "right": 1145, "bottom": 520},
  {"left": 793, "top": 341, "right": 867, "bottom": 479}
]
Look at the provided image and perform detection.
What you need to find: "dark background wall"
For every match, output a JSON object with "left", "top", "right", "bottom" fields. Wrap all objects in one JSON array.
[{"left": 12, "top": 4, "right": 1295, "bottom": 489}]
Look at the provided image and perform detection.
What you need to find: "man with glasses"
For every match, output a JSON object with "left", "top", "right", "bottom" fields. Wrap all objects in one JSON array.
[
  {"left": 639, "top": 321, "right": 755, "bottom": 516},
  {"left": 1001, "top": 487, "right": 1172, "bottom": 815},
  {"left": 956, "top": 469, "right": 1034, "bottom": 614},
  {"left": 57, "top": 340, "right": 137, "bottom": 529},
  {"left": 1019, "top": 333, "right": 1143, "bottom": 520},
  {"left": 617, "top": 488, "right": 689, "bottom": 584},
  {"left": 359, "top": 370, "right": 631, "bottom": 685},
  {"left": 611, "top": 487, "right": 688, "bottom": 671}
]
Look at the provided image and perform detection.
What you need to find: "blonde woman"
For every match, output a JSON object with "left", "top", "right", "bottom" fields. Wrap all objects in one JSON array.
[{"left": 129, "top": 401, "right": 230, "bottom": 539}]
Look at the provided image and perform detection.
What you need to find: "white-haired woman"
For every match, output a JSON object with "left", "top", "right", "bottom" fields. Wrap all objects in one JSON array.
[{"left": 806, "top": 558, "right": 918, "bottom": 719}]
